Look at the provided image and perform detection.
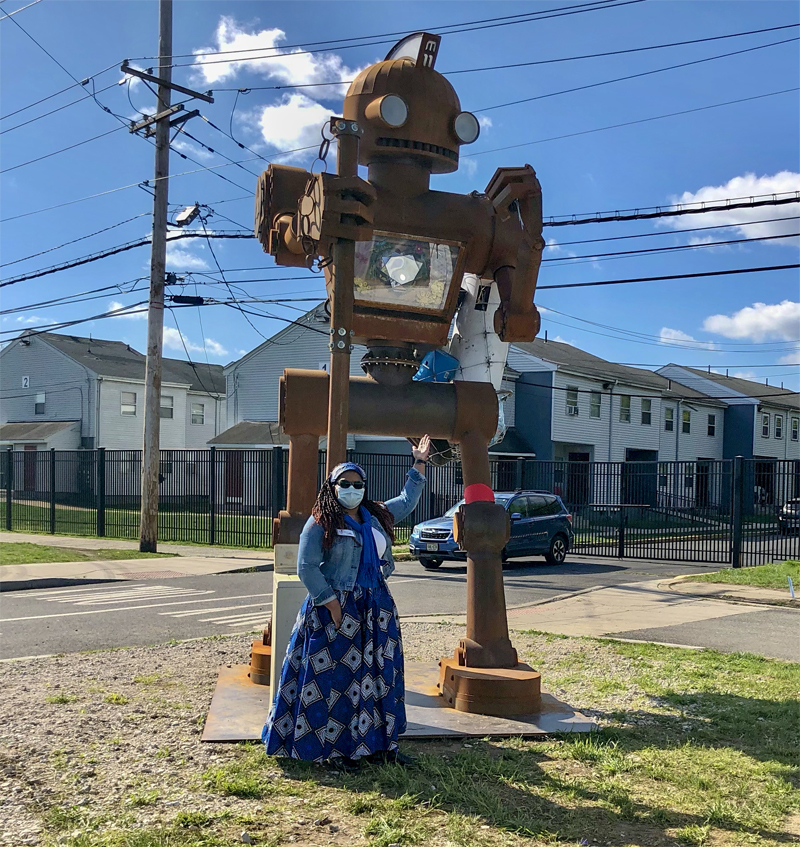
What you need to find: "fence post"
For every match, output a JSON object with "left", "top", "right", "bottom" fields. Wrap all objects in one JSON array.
[
  {"left": 731, "top": 455, "right": 743, "bottom": 568},
  {"left": 5, "top": 447, "right": 12, "bottom": 531},
  {"left": 515, "top": 457, "right": 524, "bottom": 490},
  {"left": 272, "top": 446, "right": 284, "bottom": 518},
  {"left": 96, "top": 448, "right": 106, "bottom": 537},
  {"left": 50, "top": 448, "right": 56, "bottom": 534},
  {"left": 617, "top": 505, "right": 625, "bottom": 558},
  {"left": 209, "top": 446, "right": 216, "bottom": 545}
]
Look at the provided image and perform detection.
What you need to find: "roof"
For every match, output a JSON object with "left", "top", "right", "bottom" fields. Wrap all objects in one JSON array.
[
  {"left": 511, "top": 338, "right": 727, "bottom": 405},
  {"left": 36, "top": 332, "right": 225, "bottom": 395},
  {"left": 208, "top": 421, "right": 289, "bottom": 447},
  {"left": 489, "top": 427, "right": 536, "bottom": 456},
  {"left": 675, "top": 366, "right": 800, "bottom": 411},
  {"left": 0, "top": 420, "right": 79, "bottom": 442}
]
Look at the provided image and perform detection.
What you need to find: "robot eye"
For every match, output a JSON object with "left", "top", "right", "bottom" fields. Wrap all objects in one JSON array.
[
  {"left": 453, "top": 111, "right": 480, "bottom": 144},
  {"left": 366, "top": 94, "right": 408, "bottom": 128}
]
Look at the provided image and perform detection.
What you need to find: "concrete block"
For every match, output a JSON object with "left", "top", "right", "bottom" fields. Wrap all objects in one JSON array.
[{"left": 270, "top": 571, "right": 308, "bottom": 686}]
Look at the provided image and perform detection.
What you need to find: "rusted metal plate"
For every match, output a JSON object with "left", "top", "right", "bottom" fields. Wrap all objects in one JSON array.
[{"left": 202, "top": 663, "right": 594, "bottom": 743}]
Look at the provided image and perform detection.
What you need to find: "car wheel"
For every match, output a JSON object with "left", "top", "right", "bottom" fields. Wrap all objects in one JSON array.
[
  {"left": 545, "top": 534, "right": 568, "bottom": 565},
  {"left": 420, "top": 557, "right": 442, "bottom": 570}
]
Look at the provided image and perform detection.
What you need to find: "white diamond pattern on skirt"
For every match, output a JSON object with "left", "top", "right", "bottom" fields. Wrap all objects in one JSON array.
[
  {"left": 338, "top": 613, "right": 360, "bottom": 639},
  {"left": 310, "top": 647, "right": 334, "bottom": 673},
  {"left": 294, "top": 713, "right": 312, "bottom": 739},
  {"left": 346, "top": 679, "right": 361, "bottom": 707},
  {"left": 280, "top": 679, "right": 299, "bottom": 705},
  {"left": 342, "top": 643, "right": 362, "bottom": 672},
  {"left": 357, "top": 708, "right": 373, "bottom": 736},
  {"left": 300, "top": 680, "right": 323, "bottom": 707}
]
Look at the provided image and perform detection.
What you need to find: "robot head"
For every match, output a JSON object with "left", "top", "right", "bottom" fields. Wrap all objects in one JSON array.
[{"left": 342, "top": 33, "right": 480, "bottom": 175}]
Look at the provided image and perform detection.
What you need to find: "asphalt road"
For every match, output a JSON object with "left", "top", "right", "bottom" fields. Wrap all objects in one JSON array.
[{"left": 1, "top": 555, "right": 722, "bottom": 660}]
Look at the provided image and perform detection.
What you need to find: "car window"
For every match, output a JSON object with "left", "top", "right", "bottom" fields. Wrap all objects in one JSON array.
[
  {"left": 527, "top": 495, "right": 548, "bottom": 516},
  {"left": 508, "top": 496, "right": 528, "bottom": 517},
  {"left": 542, "top": 496, "right": 563, "bottom": 516}
]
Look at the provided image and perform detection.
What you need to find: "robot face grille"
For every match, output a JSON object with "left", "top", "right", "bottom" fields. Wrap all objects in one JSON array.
[{"left": 376, "top": 136, "right": 458, "bottom": 162}]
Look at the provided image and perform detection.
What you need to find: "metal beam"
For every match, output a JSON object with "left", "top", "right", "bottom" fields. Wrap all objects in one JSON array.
[
  {"left": 145, "top": 108, "right": 199, "bottom": 137},
  {"left": 129, "top": 103, "right": 184, "bottom": 134},
  {"left": 120, "top": 61, "right": 214, "bottom": 103}
]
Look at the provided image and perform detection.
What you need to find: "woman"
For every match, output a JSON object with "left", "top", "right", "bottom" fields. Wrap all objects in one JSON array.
[{"left": 262, "top": 436, "right": 432, "bottom": 771}]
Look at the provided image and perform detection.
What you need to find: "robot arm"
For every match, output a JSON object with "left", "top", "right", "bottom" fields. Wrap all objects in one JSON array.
[
  {"left": 484, "top": 165, "right": 545, "bottom": 343},
  {"left": 255, "top": 163, "right": 376, "bottom": 268}
]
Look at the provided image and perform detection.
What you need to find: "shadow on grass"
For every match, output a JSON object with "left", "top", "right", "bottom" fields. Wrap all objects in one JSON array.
[{"left": 258, "top": 688, "right": 798, "bottom": 846}]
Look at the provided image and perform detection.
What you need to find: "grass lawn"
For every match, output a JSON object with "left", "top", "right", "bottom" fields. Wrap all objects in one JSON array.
[
  {"left": 37, "top": 632, "right": 797, "bottom": 847},
  {"left": 0, "top": 541, "right": 173, "bottom": 566},
  {"left": 689, "top": 560, "right": 799, "bottom": 591}
]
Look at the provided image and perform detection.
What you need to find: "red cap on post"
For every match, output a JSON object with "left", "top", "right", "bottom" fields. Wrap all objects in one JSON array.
[{"left": 464, "top": 483, "right": 494, "bottom": 504}]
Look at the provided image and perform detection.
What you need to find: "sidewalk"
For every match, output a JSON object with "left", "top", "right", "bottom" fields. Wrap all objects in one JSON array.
[
  {"left": 0, "top": 531, "right": 273, "bottom": 591},
  {"left": 407, "top": 577, "right": 799, "bottom": 662}
]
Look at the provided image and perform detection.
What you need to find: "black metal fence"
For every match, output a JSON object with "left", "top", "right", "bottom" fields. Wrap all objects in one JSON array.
[{"left": 3, "top": 447, "right": 798, "bottom": 566}]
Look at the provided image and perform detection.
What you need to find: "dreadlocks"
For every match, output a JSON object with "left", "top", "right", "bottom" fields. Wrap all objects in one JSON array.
[{"left": 312, "top": 478, "right": 395, "bottom": 551}]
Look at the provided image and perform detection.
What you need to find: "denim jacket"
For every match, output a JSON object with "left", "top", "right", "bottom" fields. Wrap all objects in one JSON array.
[{"left": 297, "top": 467, "right": 426, "bottom": 606}]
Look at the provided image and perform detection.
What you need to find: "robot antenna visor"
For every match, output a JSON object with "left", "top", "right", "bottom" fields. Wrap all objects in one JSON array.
[
  {"left": 454, "top": 112, "right": 480, "bottom": 145},
  {"left": 365, "top": 94, "right": 408, "bottom": 128}
]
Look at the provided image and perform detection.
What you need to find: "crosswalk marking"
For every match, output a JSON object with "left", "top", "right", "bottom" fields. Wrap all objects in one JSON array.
[
  {"left": 166, "top": 602, "right": 272, "bottom": 618},
  {"left": 62, "top": 589, "right": 211, "bottom": 606}
]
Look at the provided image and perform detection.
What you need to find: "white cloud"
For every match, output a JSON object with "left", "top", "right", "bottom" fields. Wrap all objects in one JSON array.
[
  {"left": 119, "top": 63, "right": 147, "bottom": 89},
  {"left": 163, "top": 326, "right": 227, "bottom": 357},
  {"left": 172, "top": 138, "right": 215, "bottom": 161},
  {"left": 702, "top": 300, "right": 800, "bottom": 342},
  {"left": 165, "top": 242, "right": 209, "bottom": 271},
  {"left": 659, "top": 327, "right": 718, "bottom": 350},
  {"left": 666, "top": 171, "right": 800, "bottom": 242},
  {"left": 778, "top": 343, "right": 800, "bottom": 366},
  {"left": 478, "top": 115, "right": 492, "bottom": 131},
  {"left": 192, "top": 17, "right": 361, "bottom": 98},
  {"left": 109, "top": 300, "right": 147, "bottom": 320},
  {"left": 461, "top": 157, "right": 478, "bottom": 178},
  {"left": 256, "top": 93, "right": 332, "bottom": 158},
  {"left": 546, "top": 238, "right": 560, "bottom": 253}
]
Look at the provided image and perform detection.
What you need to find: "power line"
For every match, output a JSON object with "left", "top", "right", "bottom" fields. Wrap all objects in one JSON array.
[
  {"left": 537, "top": 263, "right": 800, "bottom": 290},
  {"left": 0, "top": 124, "right": 127, "bottom": 174},
  {"left": 542, "top": 231, "right": 800, "bottom": 266},
  {"left": 0, "top": 81, "right": 119, "bottom": 135},
  {"left": 0, "top": 0, "right": 43, "bottom": 19},
  {"left": 543, "top": 193, "right": 800, "bottom": 227},
  {"left": 208, "top": 23, "right": 800, "bottom": 93},
  {"left": 475, "top": 35, "right": 798, "bottom": 113},
  {"left": 0, "top": 213, "right": 151, "bottom": 268},
  {"left": 0, "top": 232, "right": 253, "bottom": 287},
  {"left": 549, "top": 216, "right": 800, "bottom": 246},
  {"left": 468, "top": 87, "right": 800, "bottom": 159},
  {"left": 147, "top": 0, "right": 641, "bottom": 67}
]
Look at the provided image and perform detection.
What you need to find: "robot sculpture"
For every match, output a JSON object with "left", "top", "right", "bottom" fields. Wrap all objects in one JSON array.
[{"left": 255, "top": 32, "right": 545, "bottom": 716}]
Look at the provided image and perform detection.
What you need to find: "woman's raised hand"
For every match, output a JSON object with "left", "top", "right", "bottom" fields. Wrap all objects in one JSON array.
[{"left": 412, "top": 434, "right": 431, "bottom": 463}]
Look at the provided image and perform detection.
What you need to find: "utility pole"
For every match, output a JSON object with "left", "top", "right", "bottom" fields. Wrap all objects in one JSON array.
[{"left": 139, "top": 0, "right": 173, "bottom": 552}]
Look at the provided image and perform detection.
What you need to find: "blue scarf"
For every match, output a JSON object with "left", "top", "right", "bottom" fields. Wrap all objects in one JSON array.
[{"left": 344, "top": 506, "right": 382, "bottom": 589}]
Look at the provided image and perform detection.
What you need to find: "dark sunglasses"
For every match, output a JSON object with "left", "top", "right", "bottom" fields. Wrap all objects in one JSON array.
[{"left": 335, "top": 480, "right": 365, "bottom": 489}]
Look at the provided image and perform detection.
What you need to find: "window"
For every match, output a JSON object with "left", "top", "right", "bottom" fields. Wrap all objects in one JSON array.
[
  {"left": 509, "top": 497, "right": 529, "bottom": 518},
  {"left": 590, "top": 391, "right": 601, "bottom": 418},
  {"left": 160, "top": 395, "right": 174, "bottom": 419},
  {"left": 619, "top": 395, "right": 631, "bottom": 423},
  {"left": 761, "top": 413, "right": 770, "bottom": 438},
  {"left": 191, "top": 402, "right": 205, "bottom": 425},
  {"left": 566, "top": 386, "right": 579, "bottom": 416},
  {"left": 121, "top": 391, "right": 137, "bottom": 416},
  {"left": 792, "top": 418, "right": 799, "bottom": 442},
  {"left": 707, "top": 414, "right": 716, "bottom": 437},
  {"left": 682, "top": 409, "right": 691, "bottom": 434},
  {"left": 34, "top": 393, "right": 45, "bottom": 415},
  {"left": 664, "top": 407, "right": 674, "bottom": 432},
  {"left": 641, "top": 398, "right": 652, "bottom": 425},
  {"left": 775, "top": 415, "right": 783, "bottom": 439},
  {"left": 658, "top": 463, "right": 668, "bottom": 487}
]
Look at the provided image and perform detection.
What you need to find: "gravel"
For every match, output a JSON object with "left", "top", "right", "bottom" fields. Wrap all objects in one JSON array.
[{"left": 0, "top": 623, "right": 623, "bottom": 845}]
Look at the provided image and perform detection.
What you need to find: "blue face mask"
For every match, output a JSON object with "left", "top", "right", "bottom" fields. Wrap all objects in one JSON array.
[{"left": 336, "top": 484, "right": 365, "bottom": 510}]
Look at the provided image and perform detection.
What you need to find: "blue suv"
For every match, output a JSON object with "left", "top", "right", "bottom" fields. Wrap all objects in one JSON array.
[{"left": 409, "top": 491, "right": 574, "bottom": 570}]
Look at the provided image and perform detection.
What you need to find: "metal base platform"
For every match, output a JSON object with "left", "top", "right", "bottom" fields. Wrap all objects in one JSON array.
[{"left": 202, "top": 663, "right": 595, "bottom": 743}]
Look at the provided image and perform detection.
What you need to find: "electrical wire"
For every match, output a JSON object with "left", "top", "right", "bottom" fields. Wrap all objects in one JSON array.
[
  {"left": 0, "top": 81, "right": 119, "bottom": 135},
  {"left": 541, "top": 231, "right": 800, "bottom": 267},
  {"left": 0, "top": 124, "right": 127, "bottom": 174},
  {"left": 0, "top": 213, "right": 152, "bottom": 268},
  {"left": 0, "top": 0, "right": 43, "bottom": 20},
  {"left": 167, "top": 307, "right": 221, "bottom": 399},
  {"left": 476, "top": 36, "right": 799, "bottom": 113},
  {"left": 537, "top": 263, "right": 800, "bottom": 290},
  {"left": 468, "top": 87, "right": 800, "bottom": 159}
]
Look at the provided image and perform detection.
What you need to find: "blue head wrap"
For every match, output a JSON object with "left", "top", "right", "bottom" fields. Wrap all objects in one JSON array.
[{"left": 329, "top": 461, "right": 367, "bottom": 484}]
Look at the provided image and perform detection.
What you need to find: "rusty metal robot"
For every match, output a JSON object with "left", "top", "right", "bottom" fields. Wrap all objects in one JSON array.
[{"left": 255, "top": 33, "right": 545, "bottom": 715}]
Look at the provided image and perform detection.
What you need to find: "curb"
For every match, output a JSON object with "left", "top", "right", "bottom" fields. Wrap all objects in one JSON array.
[
  {"left": 0, "top": 562, "right": 274, "bottom": 593},
  {"left": 659, "top": 577, "right": 798, "bottom": 609}
]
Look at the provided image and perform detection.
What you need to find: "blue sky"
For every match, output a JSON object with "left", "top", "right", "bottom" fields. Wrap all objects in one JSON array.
[{"left": 1, "top": 0, "right": 798, "bottom": 388}]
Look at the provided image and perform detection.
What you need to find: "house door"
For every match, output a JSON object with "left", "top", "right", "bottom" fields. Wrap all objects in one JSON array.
[
  {"left": 225, "top": 451, "right": 244, "bottom": 501},
  {"left": 623, "top": 449, "right": 658, "bottom": 506},
  {"left": 696, "top": 459, "right": 712, "bottom": 508},
  {"left": 23, "top": 446, "right": 37, "bottom": 491},
  {"left": 567, "top": 452, "right": 591, "bottom": 506}
]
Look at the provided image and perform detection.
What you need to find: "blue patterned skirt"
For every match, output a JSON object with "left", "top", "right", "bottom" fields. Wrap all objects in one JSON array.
[{"left": 262, "top": 580, "right": 406, "bottom": 761}]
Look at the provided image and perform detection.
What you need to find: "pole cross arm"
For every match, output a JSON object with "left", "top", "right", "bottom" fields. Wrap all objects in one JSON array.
[
  {"left": 120, "top": 61, "right": 214, "bottom": 103},
  {"left": 130, "top": 104, "right": 184, "bottom": 134},
  {"left": 145, "top": 108, "right": 200, "bottom": 137}
]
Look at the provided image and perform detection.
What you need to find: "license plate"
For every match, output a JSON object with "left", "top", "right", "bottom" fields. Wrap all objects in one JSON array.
[{"left": 426, "top": 542, "right": 439, "bottom": 552}]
